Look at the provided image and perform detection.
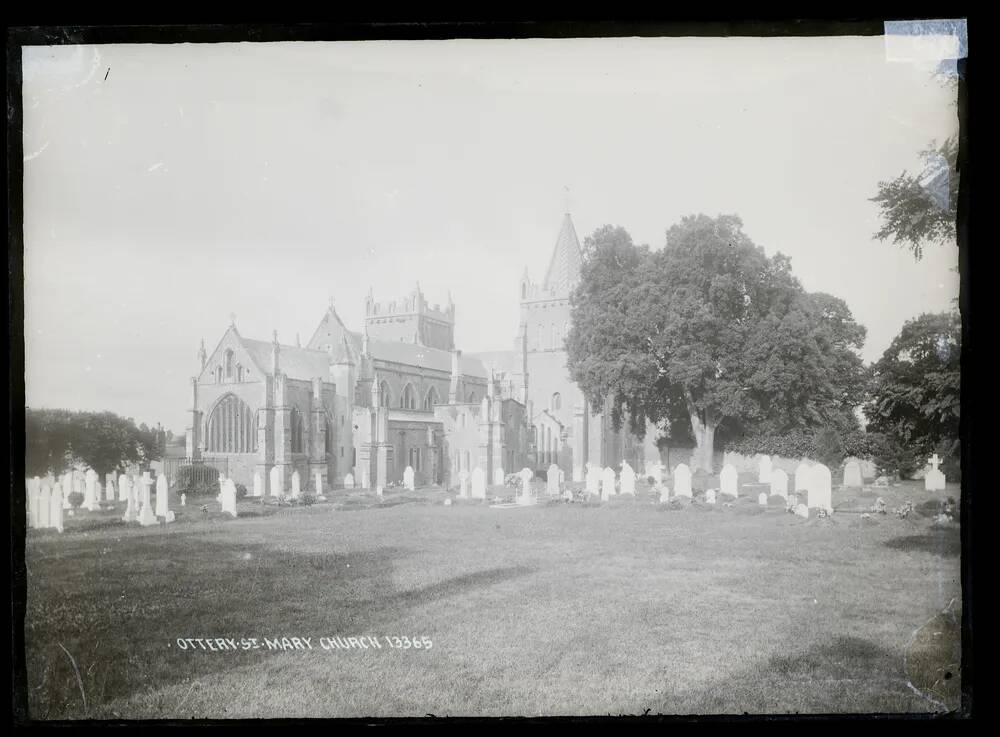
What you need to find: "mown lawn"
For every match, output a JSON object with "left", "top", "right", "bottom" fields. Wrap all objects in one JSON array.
[{"left": 22, "top": 479, "right": 962, "bottom": 719}]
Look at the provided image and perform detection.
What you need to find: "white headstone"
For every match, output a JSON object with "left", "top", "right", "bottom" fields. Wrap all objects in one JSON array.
[
  {"left": 49, "top": 487, "right": 64, "bottom": 532},
  {"left": 673, "top": 464, "right": 692, "bottom": 498},
  {"left": 220, "top": 479, "right": 238, "bottom": 517},
  {"left": 27, "top": 481, "right": 39, "bottom": 528},
  {"left": 118, "top": 474, "right": 130, "bottom": 502},
  {"left": 458, "top": 470, "right": 470, "bottom": 498},
  {"left": 517, "top": 468, "right": 536, "bottom": 506},
  {"left": 924, "top": 454, "right": 946, "bottom": 491},
  {"left": 806, "top": 463, "right": 833, "bottom": 512},
  {"left": 758, "top": 455, "right": 773, "bottom": 484},
  {"left": 471, "top": 467, "right": 486, "bottom": 499},
  {"left": 269, "top": 466, "right": 283, "bottom": 497},
  {"left": 758, "top": 492, "right": 768, "bottom": 506},
  {"left": 843, "top": 460, "right": 863, "bottom": 489},
  {"left": 493, "top": 467, "right": 505, "bottom": 486},
  {"left": 138, "top": 480, "right": 158, "bottom": 527},
  {"left": 252, "top": 472, "right": 263, "bottom": 497},
  {"left": 403, "top": 466, "right": 415, "bottom": 491},
  {"left": 770, "top": 468, "right": 789, "bottom": 499},
  {"left": 705, "top": 489, "right": 717, "bottom": 504},
  {"left": 658, "top": 484, "right": 671, "bottom": 504},
  {"left": 794, "top": 503, "right": 809, "bottom": 519},
  {"left": 344, "top": 473, "right": 354, "bottom": 489},
  {"left": 619, "top": 462, "right": 636, "bottom": 495},
  {"left": 586, "top": 464, "right": 601, "bottom": 497},
  {"left": 84, "top": 470, "right": 100, "bottom": 511},
  {"left": 601, "top": 467, "right": 615, "bottom": 501},
  {"left": 181, "top": 493, "right": 187, "bottom": 507},
  {"left": 122, "top": 483, "right": 138, "bottom": 522},
  {"left": 547, "top": 464, "right": 561, "bottom": 496},
  {"left": 61, "top": 473, "right": 73, "bottom": 509},
  {"left": 38, "top": 485, "right": 52, "bottom": 528},
  {"left": 314, "top": 470, "right": 324, "bottom": 495},
  {"left": 290, "top": 470, "right": 301, "bottom": 499},
  {"left": 719, "top": 464, "right": 738, "bottom": 497},
  {"left": 156, "top": 474, "right": 170, "bottom": 519},
  {"left": 794, "top": 462, "right": 811, "bottom": 492}
]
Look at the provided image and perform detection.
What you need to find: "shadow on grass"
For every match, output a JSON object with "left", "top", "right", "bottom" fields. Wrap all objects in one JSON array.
[{"left": 883, "top": 531, "right": 961, "bottom": 558}]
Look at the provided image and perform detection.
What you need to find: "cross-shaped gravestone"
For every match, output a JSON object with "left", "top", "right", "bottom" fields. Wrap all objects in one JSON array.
[{"left": 928, "top": 454, "right": 941, "bottom": 472}]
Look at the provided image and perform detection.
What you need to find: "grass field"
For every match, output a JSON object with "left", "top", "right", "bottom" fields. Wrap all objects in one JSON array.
[{"left": 22, "top": 477, "right": 962, "bottom": 719}]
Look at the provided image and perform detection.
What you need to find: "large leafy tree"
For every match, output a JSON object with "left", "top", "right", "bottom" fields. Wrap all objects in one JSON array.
[
  {"left": 870, "top": 135, "right": 959, "bottom": 261},
  {"left": 863, "top": 311, "right": 960, "bottom": 466},
  {"left": 565, "top": 214, "right": 867, "bottom": 472},
  {"left": 25, "top": 408, "right": 165, "bottom": 477}
]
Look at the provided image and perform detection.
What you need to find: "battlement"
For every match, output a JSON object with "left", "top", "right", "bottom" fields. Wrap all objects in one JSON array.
[{"left": 364, "top": 285, "right": 455, "bottom": 350}]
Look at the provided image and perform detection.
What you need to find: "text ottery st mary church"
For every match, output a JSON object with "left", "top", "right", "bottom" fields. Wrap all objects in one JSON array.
[{"left": 186, "top": 215, "right": 657, "bottom": 493}]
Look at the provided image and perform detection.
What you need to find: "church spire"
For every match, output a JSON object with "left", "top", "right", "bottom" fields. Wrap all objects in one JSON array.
[{"left": 542, "top": 213, "right": 584, "bottom": 295}]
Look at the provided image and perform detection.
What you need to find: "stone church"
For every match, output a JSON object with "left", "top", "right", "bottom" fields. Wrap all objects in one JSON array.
[{"left": 186, "top": 214, "right": 656, "bottom": 494}]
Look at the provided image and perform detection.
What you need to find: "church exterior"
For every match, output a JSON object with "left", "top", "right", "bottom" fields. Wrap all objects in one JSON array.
[{"left": 185, "top": 215, "right": 656, "bottom": 494}]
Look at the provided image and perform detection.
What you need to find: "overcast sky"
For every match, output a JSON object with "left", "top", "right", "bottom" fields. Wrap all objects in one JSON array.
[{"left": 22, "top": 36, "right": 961, "bottom": 433}]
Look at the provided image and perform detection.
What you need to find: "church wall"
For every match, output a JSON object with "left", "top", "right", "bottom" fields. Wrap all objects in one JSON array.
[
  {"left": 386, "top": 419, "right": 442, "bottom": 487},
  {"left": 435, "top": 404, "right": 483, "bottom": 488}
]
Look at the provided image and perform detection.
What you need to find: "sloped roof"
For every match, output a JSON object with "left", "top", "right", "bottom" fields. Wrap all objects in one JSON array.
[
  {"left": 241, "top": 338, "right": 331, "bottom": 381},
  {"left": 362, "top": 337, "right": 489, "bottom": 379},
  {"left": 543, "top": 213, "right": 584, "bottom": 295}
]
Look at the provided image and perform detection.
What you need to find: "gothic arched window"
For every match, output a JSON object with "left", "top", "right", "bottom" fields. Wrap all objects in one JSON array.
[
  {"left": 552, "top": 392, "right": 561, "bottom": 411},
  {"left": 290, "top": 407, "right": 305, "bottom": 453},
  {"left": 379, "top": 381, "right": 391, "bottom": 408},
  {"left": 224, "top": 349, "right": 234, "bottom": 380},
  {"left": 401, "top": 383, "right": 417, "bottom": 410},
  {"left": 423, "top": 386, "right": 440, "bottom": 411},
  {"left": 206, "top": 394, "right": 258, "bottom": 453},
  {"left": 325, "top": 414, "right": 334, "bottom": 454}
]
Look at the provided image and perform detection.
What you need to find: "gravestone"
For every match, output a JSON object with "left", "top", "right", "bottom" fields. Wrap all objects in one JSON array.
[
  {"left": 27, "top": 481, "right": 38, "bottom": 528},
  {"left": 155, "top": 474, "right": 170, "bottom": 519},
  {"left": 758, "top": 492, "right": 768, "bottom": 506},
  {"left": 84, "top": 469, "right": 100, "bottom": 511},
  {"left": 61, "top": 474, "right": 73, "bottom": 509},
  {"left": 770, "top": 468, "right": 789, "bottom": 499},
  {"left": 471, "top": 467, "right": 486, "bottom": 499},
  {"left": 49, "top": 488, "right": 64, "bottom": 532},
  {"left": 843, "top": 460, "right": 863, "bottom": 489},
  {"left": 118, "top": 474, "right": 130, "bottom": 502},
  {"left": 253, "top": 472, "right": 263, "bottom": 498},
  {"left": 314, "top": 470, "right": 324, "bottom": 497},
  {"left": 924, "top": 454, "right": 946, "bottom": 491},
  {"left": 220, "top": 479, "right": 238, "bottom": 517},
  {"left": 270, "top": 466, "right": 283, "bottom": 497},
  {"left": 105, "top": 473, "right": 116, "bottom": 500},
  {"left": 376, "top": 485, "right": 384, "bottom": 498},
  {"left": 719, "top": 464, "right": 738, "bottom": 497},
  {"left": 138, "top": 476, "right": 158, "bottom": 526},
  {"left": 586, "top": 464, "right": 601, "bottom": 497},
  {"left": 658, "top": 484, "right": 670, "bottom": 504},
  {"left": 122, "top": 484, "right": 138, "bottom": 522},
  {"left": 794, "top": 462, "right": 811, "bottom": 492},
  {"left": 493, "top": 467, "right": 505, "bottom": 486},
  {"left": 705, "top": 489, "right": 717, "bottom": 505},
  {"left": 794, "top": 503, "right": 809, "bottom": 519},
  {"left": 38, "top": 486, "right": 52, "bottom": 529},
  {"left": 517, "top": 468, "right": 535, "bottom": 506},
  {"left": 181, "top": 493, "right": 187, "bottom": 507},
  {"left": 344, "top": 473, "right": 354, "bottom": 489},
  {"left": 403, "top": 466, "right": 415, "bottom": 491},
  {"left": 806, "top": 463, "right": 833, "bottom": 512},
  {"left": 601, "top": 467, "right": 615, "bottom": 501},
  {"left": 547, "top": 464, "right": 561, "bottom": 496},
  {"left": 673, "top": 464, "right": 692, "bottom": 498},
  {"left": 619, "top": 462, "right": 636, "bottom": 495},
  {"left": 290, "top": 470, "right": 301, "bottom": 499},
  {"left": 758, "top": 455, "right": 772, "bottom": 484},
  {"left": 458, "top": 470, "right": 469, "bottom": 498}
]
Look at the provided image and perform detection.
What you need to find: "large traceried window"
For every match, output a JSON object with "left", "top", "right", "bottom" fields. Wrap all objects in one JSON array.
[
  {"left": 206, "top": 393, "right": 258, "bottom": 453},
  {"left": 423, "top": 386, "right": 440, "bottom": 411},
  {"left": 379, "top": 381, "right": 392, "bottom": 408},
  {"left": 290, "top": 407, "right": 305, "bottom": 453}
]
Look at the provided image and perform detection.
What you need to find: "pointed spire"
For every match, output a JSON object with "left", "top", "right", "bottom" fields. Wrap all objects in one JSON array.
[
  {"left": 543, "top": 213, "right": 584, "bottom": 295},
  {"left": 362, "top": 321, "right": 370, "bottom": 357},
  {"left": 198, "top": 338, "right": 207, "bottom": 370},
  {"left": 271, "top": 331, "right": 280, "bottom": 374}
]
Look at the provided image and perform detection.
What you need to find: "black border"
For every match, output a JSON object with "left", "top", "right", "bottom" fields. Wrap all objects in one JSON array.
[{"left": 7, "top": 16, "right": 976, "bottom": 726}]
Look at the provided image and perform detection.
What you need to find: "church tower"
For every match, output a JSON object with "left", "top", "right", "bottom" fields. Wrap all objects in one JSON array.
[{"left": 364, "top": 284, "right": 456, "bottom": 350}]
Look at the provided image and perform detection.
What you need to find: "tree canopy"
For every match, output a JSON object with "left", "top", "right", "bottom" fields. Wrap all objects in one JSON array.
[
  {"left": 870, "top": 135, "right": 959, "bottom": 261},
  {"left": 863, "top": 311, "right": 960, "bottom": 468},
  {"left": 565, "top": 214, "right": 867, "bottom": 472},
  {"left": 25, "top": 408, "right": 167, "bottom": 477}
]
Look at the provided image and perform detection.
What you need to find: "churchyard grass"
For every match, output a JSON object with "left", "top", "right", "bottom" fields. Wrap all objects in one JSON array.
[{"left": 24, "top": 477, "right": 961, "bottom": 718}]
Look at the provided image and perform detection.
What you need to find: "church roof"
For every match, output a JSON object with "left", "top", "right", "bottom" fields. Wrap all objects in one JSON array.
[
  {"left": 542, "top": 213, "right": 584, "bottom": 295},
  {"left": 241, "top": 337, "right": 331, "bottom": 381},
  {"left": 351, "top": 332, "right": 489, "bottom": 378}
]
